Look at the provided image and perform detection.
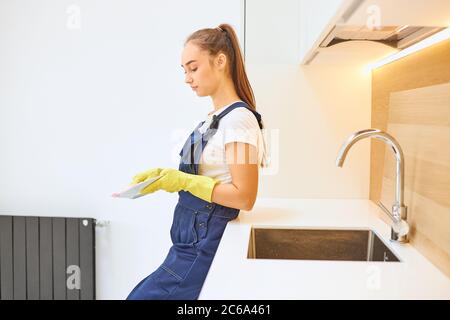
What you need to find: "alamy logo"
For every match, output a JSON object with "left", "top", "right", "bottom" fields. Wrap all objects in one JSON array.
[
  {"left": 366, "top": 4, "right": 381, "bottom": 30},
  {"left": 66, "top": 4, "right": 82, "bottom": 30},
  {"left": 66, "top": 265, "right": 81, "bottom": 290}
]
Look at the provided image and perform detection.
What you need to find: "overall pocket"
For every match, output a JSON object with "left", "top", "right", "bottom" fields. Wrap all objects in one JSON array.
[
  {"left": 170, "top": 203, "right": 197, "bottom": 245},
  {"left": 193, "top": 211, "right": 211, "bottom": 243}
]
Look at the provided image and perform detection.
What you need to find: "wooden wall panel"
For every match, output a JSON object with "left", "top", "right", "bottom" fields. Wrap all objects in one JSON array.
[{"left": 371, "top": 39, "right": 450, "bottom": 277}]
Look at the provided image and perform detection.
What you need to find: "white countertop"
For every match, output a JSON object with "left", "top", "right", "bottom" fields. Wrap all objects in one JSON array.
[{"left": 199, "top": 198, "right": 450, "bottom": 299}]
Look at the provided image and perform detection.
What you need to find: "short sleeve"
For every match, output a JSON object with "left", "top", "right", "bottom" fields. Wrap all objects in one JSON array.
[{"left": 219, "top": 108, "right": 260, "bottom": 147}]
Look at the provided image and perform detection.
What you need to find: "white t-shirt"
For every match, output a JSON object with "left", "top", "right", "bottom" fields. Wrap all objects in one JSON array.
[{"left": 198, "top": 101, "right": 265, "bottom": 184}]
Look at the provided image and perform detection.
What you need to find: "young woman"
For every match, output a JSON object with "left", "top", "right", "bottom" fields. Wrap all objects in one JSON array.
[{"left": 126, "top": 23, "right": 267, "bottom": 300}]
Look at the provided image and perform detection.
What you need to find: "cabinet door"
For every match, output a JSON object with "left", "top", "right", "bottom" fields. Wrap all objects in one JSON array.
[
  {"left": 299, "top": 0, "right": 344, "bottom": 63},
  {"left": 246, "top": 0, "right": 343, "bottom": 64},
  {"left": 246, "top": 0, "right": 302, "bottom": 64}
]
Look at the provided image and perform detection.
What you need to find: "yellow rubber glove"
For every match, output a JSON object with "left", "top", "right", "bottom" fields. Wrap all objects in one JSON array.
[
  {"left": 129, "top": 168, "right": 163, "bottom": 186},
  {"left": 139, "top": 168, "right": 219, "bottom": 203}
]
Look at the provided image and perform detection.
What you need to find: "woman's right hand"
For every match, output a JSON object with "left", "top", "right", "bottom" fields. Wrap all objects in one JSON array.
[{"left": 129, "top": 168, "right": 163, "bottom": 186}]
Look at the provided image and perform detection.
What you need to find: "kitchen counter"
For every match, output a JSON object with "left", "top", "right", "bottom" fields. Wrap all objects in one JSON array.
[{"left": 198, "top": 198, "right": 450, "bottom": 299}]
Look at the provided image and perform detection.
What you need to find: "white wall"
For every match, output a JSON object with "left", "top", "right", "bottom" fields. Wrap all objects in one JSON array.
[
  {"left": 246, "top": 0, "right": 375, "bottom": 198},
  {"left": 0, "top": 0, "right": 244, "bottom": 299},
  {"left": 1, "top": 0, "right": 392, "bottom": 300}
]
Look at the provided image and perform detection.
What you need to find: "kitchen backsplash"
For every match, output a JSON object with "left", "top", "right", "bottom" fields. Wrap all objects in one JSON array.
[{"left": 371, "top": 39, "right": 450, "bottom": 277}]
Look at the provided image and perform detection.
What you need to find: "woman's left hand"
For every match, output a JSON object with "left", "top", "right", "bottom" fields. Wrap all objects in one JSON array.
[{"left": 139, "top": 168, "right": 219, "bottom": 203}]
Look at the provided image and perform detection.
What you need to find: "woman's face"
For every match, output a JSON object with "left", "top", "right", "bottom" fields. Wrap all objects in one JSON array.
[{"left": 181, "top": 41, "right": 226, "bottom": 97}]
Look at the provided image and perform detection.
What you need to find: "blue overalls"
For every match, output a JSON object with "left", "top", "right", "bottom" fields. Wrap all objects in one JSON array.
[{"left": 126, "top": 101, "right": 263, "bottom": 300}]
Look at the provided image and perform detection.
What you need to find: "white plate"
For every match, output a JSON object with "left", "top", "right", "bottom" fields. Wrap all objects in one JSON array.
[{"left": 111, "top": 175, "right": 163, "bottom": 199}]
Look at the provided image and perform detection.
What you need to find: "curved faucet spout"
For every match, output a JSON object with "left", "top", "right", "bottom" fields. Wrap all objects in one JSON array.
[{"left": 335, "top": 128, "right": 408, "bottom": 243}]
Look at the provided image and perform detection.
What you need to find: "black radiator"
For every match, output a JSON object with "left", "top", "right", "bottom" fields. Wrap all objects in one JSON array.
[{"left": 0, "top": 216, "right": 95, "bottom": 300}]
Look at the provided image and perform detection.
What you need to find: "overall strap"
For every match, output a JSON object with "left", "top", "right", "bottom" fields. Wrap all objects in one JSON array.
[
  {"left": 178, "top": 101, "right": 264, "bottom": 175},
  {"left": 208, "top": 101, "right": 263, "bottom": 130},
  {"left": 201, "top": 101, "right": 263, "bottom": 151},
  {"left": 178, "top": 120, "right": 204, "bottom": 173}
]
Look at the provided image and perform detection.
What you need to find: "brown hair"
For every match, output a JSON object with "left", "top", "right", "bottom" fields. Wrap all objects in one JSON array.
[{"left": 184, "top": 23, "right": 257, "bottom": 111}]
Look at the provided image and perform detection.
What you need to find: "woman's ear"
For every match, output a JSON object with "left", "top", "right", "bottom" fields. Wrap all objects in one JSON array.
[{"left": 215, "top": 53, "right": 227, "bottom": 71}]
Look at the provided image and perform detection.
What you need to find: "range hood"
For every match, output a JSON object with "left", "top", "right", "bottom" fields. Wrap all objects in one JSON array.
[{"left": 320, "top": 25, "right": 446, "bottom": 49}]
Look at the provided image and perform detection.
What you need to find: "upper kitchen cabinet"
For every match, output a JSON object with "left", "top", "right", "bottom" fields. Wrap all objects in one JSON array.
[
  {"left": 246, "top": 0, "right": 305, "bottom": 65},
  {"left": 245, "top": 0, "right": 341, "bottom": 65},
  {"left": 300, "top": 0, "right": 450, "bottom": 65},
  {"left": 298, "top": 0, "right": 344, "bottom": 64}
]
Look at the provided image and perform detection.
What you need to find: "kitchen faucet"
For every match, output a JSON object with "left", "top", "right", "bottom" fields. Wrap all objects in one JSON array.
[{"left": 335, "top": 129, "right": 409, "bottom": 243}]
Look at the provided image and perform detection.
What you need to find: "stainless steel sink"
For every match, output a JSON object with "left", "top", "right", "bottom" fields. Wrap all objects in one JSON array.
[{"left": 247, "top": 227, "right": 400, "bottom": 262}]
